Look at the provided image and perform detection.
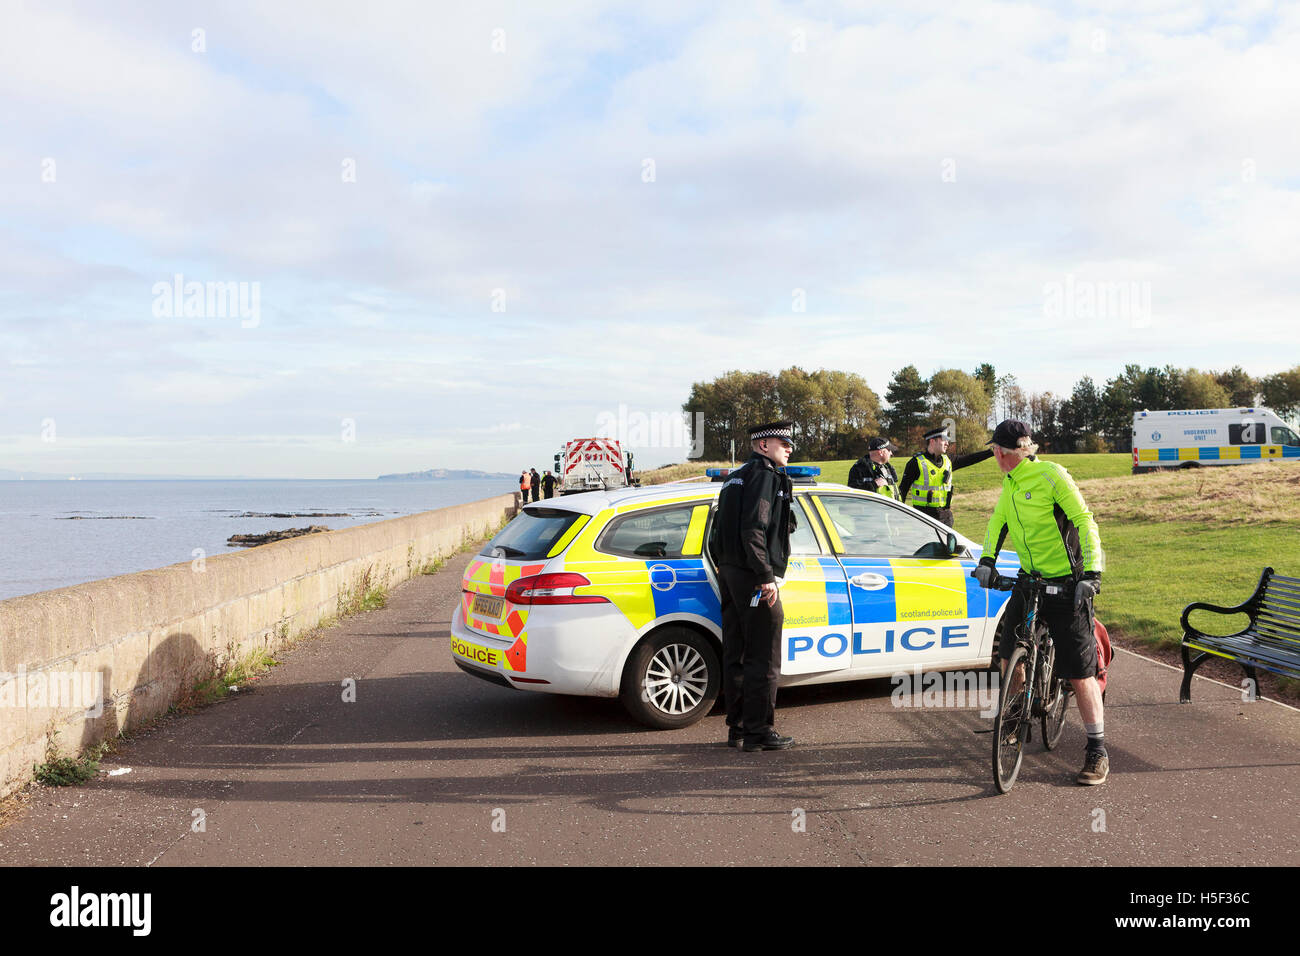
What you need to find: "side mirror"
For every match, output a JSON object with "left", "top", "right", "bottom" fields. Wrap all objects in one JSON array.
[{"left": 947, "top": 532, "right": 960, "bottom": 556}]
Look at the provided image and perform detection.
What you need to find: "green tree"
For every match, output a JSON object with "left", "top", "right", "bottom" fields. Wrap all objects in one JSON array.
[
  {"left": 1261, "top": 366, "right": 1300, "bottom": 421},
  {"left": 1214, "top": 366, "right": 1258, "bottom": 407},
  {"left": 926, "top": 368, "right": 991, "bottom": 450},
  {"left": 1173, "top": 368, "right": 1230, "bottom": 409},
  {"left": 883, "top": 365, "right": 929, "bottom": 444}
]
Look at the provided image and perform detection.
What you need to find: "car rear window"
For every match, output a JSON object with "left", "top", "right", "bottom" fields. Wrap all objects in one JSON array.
[{"left": 481, "top": 508, "right": 583, "bottom": 560}]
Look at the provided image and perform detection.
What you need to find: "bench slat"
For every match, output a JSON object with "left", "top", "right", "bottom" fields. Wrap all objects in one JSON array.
[
  {"left": 1258, "top": 599, "right": 1300, "bottom": 621},
  {"left": 1255, "top": 610, "right": 1300, "bottom": 632},
  {"left": 1185, "top": 639, "right": 1300, "bottom": 675}
]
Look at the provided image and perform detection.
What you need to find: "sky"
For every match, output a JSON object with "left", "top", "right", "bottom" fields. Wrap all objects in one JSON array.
[{"left": 2, "top": 0, "right": 1298, "bottom": 477}]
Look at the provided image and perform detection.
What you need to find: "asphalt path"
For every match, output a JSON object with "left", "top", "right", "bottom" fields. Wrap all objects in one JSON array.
[{"left": 2, "top": 545, "right": 1298, "bottom": 866}]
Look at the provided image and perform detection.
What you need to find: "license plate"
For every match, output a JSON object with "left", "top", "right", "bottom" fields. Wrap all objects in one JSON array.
[{"left": 473, "top": 594, "right": 505, "bottom": 618}]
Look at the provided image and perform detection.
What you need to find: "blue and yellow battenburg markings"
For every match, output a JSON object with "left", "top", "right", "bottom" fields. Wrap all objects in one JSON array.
[
  {"left": 1138, "top": 445, "right": 1299, "bottom": 462},
  {"left": 646, "top": 558, "right": 721, "bottom": 620}
]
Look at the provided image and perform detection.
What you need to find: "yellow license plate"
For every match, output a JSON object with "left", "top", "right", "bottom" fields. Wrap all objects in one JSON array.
[
  {"left": 472, "top": 593, "right": 505, "bottom": 618},
  {"left": 452, "top": 637, "right": 501, "bottom": 668}
]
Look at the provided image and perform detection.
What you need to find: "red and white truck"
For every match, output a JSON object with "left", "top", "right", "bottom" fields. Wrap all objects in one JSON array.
[{"left": 554, "top": 438, "right": 637, "bottom": 494}]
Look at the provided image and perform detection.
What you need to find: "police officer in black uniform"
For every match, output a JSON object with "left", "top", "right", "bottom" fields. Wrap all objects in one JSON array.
[
  {"left": 708, "top": 421, "right": 796, "bottom": 752},
  {"left": 897, "top": 425, "right": 993, "bottom": 526},
  {"left": 847, "top": 437, "right": 901, "bottom": 498}
]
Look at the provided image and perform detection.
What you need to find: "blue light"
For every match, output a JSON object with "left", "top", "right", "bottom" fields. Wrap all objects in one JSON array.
[
  {"left": 785, "top": 466, "right": 821, "bottom": 477},
  {"left": 705, "top": 468, "right": 730, "bottom": 478}
]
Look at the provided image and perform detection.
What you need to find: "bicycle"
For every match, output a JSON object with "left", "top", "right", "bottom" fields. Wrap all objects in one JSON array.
[{"left": 980, "top": 571, "right": 1071, "bottom": 793}]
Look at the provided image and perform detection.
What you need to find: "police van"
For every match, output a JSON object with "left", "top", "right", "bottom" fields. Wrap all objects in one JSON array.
[
  {"left": 449, "top": 467, "right": 1061, "bottom": 729},
  {"left": 1132, "top": 408, "right": 1300, "bottom": 472}
]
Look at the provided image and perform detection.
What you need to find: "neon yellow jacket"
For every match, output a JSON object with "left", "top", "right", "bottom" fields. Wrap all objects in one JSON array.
[{"left": 980, "top": 457, "right": 1104, "bottom": 579}]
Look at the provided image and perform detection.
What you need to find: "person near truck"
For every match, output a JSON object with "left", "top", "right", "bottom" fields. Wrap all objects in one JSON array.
[
  {"left": 708, "top": 421, "right": 797, "bottom": 752},
  {"left": 897, "top": 425, "right": 993, "bottom": 526},
  {"left": 530, "top": 468, "right": 541, "bottom": 503},
  {"left": 847, "top": 437, "right": 900, "bottom": 498},
  {"left": 541, "top": 470, "right": 557, "bottom": 499},
  {"left": 971, "top": 419, "right": 1109, "bottom": 786},
  {"left": 518, "top": 470, "right": 531, "bottom": 508}
]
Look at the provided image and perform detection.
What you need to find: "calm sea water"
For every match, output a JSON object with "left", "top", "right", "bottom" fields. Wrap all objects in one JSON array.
[{"left": 0, "top": 479, "right": 514, "bottom": 601}]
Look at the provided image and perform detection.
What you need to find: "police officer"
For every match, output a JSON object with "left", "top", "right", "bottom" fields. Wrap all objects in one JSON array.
[
  {"left": 847, "top": 437, "right": 901, "bottom": 498},
  {"left": 897, "top": 426, "right": 993, "bottom": 526},
  {"left": 708, "top": 421, "right": 796, "bottom": 752},
  {"left": 972, "top": 420, "right": 1108, "bottom": 785}
]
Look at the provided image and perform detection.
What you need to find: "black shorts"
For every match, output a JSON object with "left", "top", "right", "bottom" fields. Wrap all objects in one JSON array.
[{"left": 996, "top": 579, "right": 1098, "bottom": 680}]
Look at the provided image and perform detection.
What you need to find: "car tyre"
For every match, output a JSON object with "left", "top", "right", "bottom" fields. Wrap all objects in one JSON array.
[{"left": 620, "top": 626, "right": 720, "bottom": 729}]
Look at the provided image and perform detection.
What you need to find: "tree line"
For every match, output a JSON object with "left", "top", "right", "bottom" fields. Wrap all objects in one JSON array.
[{"left": 683, "top": 364, "right": 1300, "bottom": 460}]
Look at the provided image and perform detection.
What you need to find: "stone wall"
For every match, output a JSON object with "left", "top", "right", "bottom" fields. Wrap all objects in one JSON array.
[{"left": 0, "top": 493, "right": 516, "bottom": 796}]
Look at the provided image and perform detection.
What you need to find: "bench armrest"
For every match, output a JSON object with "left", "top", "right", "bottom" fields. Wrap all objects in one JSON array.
[
  {"left": 1181, "top": 601, "right": 1247, "bottom": 635},
  {"left": 1180, "top": 568, "right": 1274, "bottom": 636}
]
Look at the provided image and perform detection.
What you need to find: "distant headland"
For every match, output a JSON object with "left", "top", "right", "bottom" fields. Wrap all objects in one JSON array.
[{"left": 377, "top": 469, "right": 514, "bottom": 481}]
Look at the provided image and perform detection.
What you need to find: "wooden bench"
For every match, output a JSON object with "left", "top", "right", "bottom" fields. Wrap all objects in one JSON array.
[{"left": 1180, "top": 567, "right": 1300, "bottom": 701}]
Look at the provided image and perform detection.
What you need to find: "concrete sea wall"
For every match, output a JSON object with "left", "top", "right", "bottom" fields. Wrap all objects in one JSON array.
[{"left": 0, "top": 493, "right": 517, "bottom": 797}]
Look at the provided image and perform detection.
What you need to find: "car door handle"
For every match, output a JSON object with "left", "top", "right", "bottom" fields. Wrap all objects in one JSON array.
[{"left": 849, "top": 572, "right": 889, "bottom": 590}]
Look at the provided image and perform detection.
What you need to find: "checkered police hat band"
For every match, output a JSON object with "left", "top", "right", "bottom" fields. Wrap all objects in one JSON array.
[{"left": 750, "top": 428, "right": 793, "bottom": 442}]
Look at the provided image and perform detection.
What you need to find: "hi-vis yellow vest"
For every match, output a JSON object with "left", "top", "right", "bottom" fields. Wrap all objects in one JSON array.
[{"left": 908, "top": 454, "right": 952, "bottom": 507}]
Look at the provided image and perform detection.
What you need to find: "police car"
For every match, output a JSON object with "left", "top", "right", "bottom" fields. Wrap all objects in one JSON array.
[{"left": 450, "top": 467, "right": 1023, "bottom": 729}]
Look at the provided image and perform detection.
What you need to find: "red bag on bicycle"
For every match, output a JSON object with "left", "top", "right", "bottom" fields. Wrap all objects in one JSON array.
[{"left": 1094, "top": 618, "right": 1113, "bottom": 696}]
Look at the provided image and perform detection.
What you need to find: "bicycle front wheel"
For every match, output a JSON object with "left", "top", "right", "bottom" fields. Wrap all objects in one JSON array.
[{"left": 993, "top": 646, "right": 1029, "bottom": 793}]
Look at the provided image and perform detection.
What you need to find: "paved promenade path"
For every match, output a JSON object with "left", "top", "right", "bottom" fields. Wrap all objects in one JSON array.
[{"left": 2, "top": 547, "right": 1298, "bottom": 866}]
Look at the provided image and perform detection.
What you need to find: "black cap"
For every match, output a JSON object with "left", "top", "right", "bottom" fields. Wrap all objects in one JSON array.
[
  {"left": 868, "top": 437, "right": 897, "bottom": 451},
  {"left": 922, "top": 426, "right": 951, "bottom": 442},
  {"left": 987, "top": 419, "right": 1033, "bottom": 448},
  {"left": 749, "top": 421, "right": 795, "bottom": 450}
]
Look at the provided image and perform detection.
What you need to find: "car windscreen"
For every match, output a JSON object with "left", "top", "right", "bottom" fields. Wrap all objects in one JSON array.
[{"left": 481, "top": 508, "right": 583, "bottom": 560}]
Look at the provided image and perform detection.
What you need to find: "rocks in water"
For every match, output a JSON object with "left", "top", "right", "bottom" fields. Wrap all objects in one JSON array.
[
  {"left": 227, "top": 525, "right": 331, "bottom": 547},
  {"left": 236, "top": 512, "right": 356, "bottom": 518}
]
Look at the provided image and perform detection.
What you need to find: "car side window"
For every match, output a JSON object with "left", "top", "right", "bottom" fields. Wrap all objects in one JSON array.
[
  {"left": 789, "top": 498, "right": 821, "bottom": 555},
  {"left": 598, "top": 504, "right": 698, "bottom": 559},
  {"left": 816, "top": 495, "right": 943, "bottom": 557}
]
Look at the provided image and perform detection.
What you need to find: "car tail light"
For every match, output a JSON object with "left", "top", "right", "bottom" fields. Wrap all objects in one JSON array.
[{"left": 505, "top": 572, "right": 608, "bottom": 605}]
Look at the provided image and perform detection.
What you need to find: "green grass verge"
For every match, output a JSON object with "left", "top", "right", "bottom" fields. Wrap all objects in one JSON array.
[{"left": 802, "top": 452, "right": 1133, "bottom": 492}]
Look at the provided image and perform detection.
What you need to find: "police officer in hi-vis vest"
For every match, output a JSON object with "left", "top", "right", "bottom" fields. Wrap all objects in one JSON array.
[
  {"left": 708, "top": 421, "right": 797, "bottom": 752},
  {"left": 897, "top": 426, "right": 992, "bottom": 527},
  {"left": 847, "top": 437, "right": 901, "bottom": 499}
]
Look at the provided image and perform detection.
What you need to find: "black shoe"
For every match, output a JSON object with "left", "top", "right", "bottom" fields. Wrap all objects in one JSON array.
[
  {"left": 726, "top": 728, "right": 744, "bottom": 748},
  {"left": 743, "top": 732, "right": 794, "bottom": 752}
]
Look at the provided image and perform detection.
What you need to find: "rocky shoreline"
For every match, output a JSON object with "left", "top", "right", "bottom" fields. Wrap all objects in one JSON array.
[{"left": 227, "top": 525, "right": 331, "bottom": 547}]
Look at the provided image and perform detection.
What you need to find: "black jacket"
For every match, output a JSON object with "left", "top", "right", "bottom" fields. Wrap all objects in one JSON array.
[
  {"left": 708, "top": 453, "right": 793, "bottom": 584},
  {"left": 847, "top": 456, "right": 900, "bottom": 499}
]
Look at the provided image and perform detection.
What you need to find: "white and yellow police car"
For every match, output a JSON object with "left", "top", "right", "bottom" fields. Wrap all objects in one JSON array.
[{"left": 450, "top": 467, "right": 1023, "bottom": 728}]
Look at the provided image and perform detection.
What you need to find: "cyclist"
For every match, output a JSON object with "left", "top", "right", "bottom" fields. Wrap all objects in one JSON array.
[{"left": 971, "top": 420, "right": 1108, "bottom": 786}]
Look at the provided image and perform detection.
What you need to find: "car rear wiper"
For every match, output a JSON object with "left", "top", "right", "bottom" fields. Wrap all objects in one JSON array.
[{"left": 492, "top": 545, "right": 526, "bottom": 558}]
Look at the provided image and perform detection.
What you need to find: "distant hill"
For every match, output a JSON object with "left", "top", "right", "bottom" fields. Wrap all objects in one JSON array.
[{"left": 377, "top": 468, "right": 514, "bottom": 481}]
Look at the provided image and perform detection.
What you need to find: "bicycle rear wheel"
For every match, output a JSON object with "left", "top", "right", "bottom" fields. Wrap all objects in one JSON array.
[{"left": 993, "top": 646, "right": 1029, "bottom": 793}]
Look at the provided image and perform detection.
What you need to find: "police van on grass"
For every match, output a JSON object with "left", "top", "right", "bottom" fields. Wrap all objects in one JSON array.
[
  {"left": 448, "top": 466, "right": 1098, "bottom": 729},
  {"left": 1132, "top": 408, "right": 1300, "bottom": 473}
]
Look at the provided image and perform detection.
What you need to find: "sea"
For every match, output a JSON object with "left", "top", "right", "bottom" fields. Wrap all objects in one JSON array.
[{"left": 0, "top": 479, "right": 514, "bottom": 601}]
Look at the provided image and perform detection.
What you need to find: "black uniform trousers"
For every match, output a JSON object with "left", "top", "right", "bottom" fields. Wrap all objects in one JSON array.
[{"left": 718, "top": 564, "right": 783, "bottom": 741}]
